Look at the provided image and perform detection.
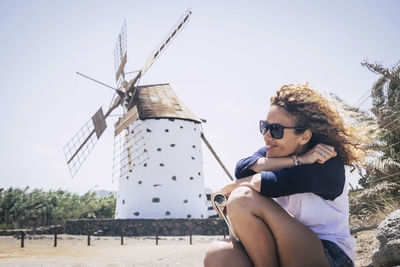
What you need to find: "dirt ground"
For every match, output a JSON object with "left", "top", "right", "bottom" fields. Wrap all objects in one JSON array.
[
  {"left": 0, "top": 234, "right": 222, "bottom": 267},
  {"left": 354, "top": 229, "right": 379, "bottom": 267},
  {"left": 0, "top": 231, "right": 378, "bottom": 267}
]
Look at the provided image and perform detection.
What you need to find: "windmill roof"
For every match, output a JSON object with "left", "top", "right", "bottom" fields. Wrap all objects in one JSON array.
[{"left": 133, "top": 83, "right": 202, "bottom": 123}]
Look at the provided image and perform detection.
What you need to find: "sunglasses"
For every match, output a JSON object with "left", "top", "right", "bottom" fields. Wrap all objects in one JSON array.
[{"left": 259, "top": 120, "right": 306, "bottom": 139}]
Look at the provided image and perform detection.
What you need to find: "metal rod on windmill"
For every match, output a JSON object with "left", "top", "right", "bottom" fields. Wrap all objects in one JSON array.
[
  {"left": 63, "top": 9, "right": 193, "bottom": 177},
  {"left": 200, "top": 132, "right": 234, "bottom": 181}
]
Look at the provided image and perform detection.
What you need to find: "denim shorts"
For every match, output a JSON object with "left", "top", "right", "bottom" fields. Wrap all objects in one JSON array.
[{"left": 321, "top": 239, "right": 353, "bottom": 267}]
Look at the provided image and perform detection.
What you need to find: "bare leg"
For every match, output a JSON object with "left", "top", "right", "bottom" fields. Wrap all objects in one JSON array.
[
  {"left": 204, "top": 238, "right": 253, "bottom": 267},
  {"left": 227, "top": 186, "right": 330, "bottom": 267}
]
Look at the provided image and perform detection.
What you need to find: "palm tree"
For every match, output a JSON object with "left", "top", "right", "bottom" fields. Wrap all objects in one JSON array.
[
  {"left": 359, "top": 60, "right": 400, "bottom": 187},
  {"left": 331, "top": 61, "right": 400, "bottom": 225}
]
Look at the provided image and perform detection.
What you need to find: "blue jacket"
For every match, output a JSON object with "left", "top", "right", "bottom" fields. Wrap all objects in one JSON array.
[{"left": 235, "top": 146, "right": 345, "bottom": 201}]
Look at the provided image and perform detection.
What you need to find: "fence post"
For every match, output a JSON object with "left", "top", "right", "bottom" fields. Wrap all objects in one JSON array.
[
  {"left": 87, "top": 233, "right": 91, "bottom": 246},
  {"left": 189, "top": 220, "right": 193, "bottom": 245},
  {"left": 121, "top": 229, "right": 124, "bottom": 245},
  {"left": 156, "top": 223, "right": 159, "bottom": 246},
  {"left": 54, "top": 231, "right": 57, "bottom": 247},
  {"left": 20, "top": 231, "right": 24, "bottom": 248}
]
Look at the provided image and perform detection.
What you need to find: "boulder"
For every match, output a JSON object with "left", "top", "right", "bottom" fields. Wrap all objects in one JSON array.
[{"left": 372, "top": 209, "right": 400, "bottom": 267}]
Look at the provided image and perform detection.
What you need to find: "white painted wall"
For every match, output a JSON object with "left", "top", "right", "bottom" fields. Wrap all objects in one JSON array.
[{"left": 115, "top": 118, "right": 208, "bottom": 219}]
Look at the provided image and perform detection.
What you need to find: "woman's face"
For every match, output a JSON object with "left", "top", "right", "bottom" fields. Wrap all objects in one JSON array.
[{"left": 264, "top": 105, "right": 308, "bottom": 158}]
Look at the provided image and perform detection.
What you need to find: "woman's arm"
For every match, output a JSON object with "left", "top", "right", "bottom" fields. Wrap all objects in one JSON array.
[
  {"left": 249, "top": 157, "right": 295, "bottom": 172},
  {"left": 223, "top": 156, "right": 345, "bottom": 201},
  {"left": 222, "top": 173, "right": 262, "bottom": 196},
  {"left": 236, "top": 144, "right": 337, "bottom": 178},
  {"left": 224, "top": 144, "right": 338, "bottom": 198}
]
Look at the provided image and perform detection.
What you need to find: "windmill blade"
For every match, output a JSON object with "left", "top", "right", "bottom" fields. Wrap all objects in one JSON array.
[
  {"left": 131, "top": 8, "right": 192, "bottom": 86},
  {"left": 114, "top": 20, "right": 128, "bottom": 83},
  {"left": 112, "top": 116, "right": 149, "bottom": 182},
  {"left": 63, "top": 108, "right": 107, "bottom": 177}
]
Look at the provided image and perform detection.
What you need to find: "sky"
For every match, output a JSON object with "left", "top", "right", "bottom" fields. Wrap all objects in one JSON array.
[{"left": 0, "top": 0, "right": 399, "bottom": 194}]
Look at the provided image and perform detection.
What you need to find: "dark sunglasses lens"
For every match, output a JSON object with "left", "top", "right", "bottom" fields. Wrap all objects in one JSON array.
[
  {"left": 260, "top": 121, "right": 268, "bottom": 135},
  {"left": 270, "top": 125, "right": 284, "bottom": 139},
  {"left": 260, "top": 121, "right": 284, "bottom": 139}
]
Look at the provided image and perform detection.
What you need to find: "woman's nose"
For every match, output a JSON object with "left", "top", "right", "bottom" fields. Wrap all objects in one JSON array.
[{"left": 263, "top": 129, "right": 273, "bottom": 140}]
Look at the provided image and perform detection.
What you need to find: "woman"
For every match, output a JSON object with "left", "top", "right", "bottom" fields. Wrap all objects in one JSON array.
[{"left": 204, "top": 84, "right": 364, "bottom": 267}]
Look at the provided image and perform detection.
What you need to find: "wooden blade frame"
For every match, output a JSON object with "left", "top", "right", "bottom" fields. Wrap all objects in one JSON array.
[
  {"left": 114, "top": 20, "right": 127, "bottom": 84},
  {"left": 130, "top": 8, "right": 192, "bottom": 88},
  {"left": 64, "top": 108, "right": 107, "bottom": 177},
  {"left": 112, "top": 118, "right": 149, "bottom": 182}
]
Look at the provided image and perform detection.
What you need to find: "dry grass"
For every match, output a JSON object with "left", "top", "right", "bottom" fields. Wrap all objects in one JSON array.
[{"left": 349, "top": 181, "right": 400, "bottom": 229}]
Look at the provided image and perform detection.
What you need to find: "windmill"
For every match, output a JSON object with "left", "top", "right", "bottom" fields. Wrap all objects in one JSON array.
[{"left": 63, "top": 9, "right": 233, "bottom": 219}]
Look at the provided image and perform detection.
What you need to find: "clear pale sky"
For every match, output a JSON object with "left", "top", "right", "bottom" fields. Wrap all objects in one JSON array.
[{"left": 1, "top": 0, "right": 399, "bottom": 194}]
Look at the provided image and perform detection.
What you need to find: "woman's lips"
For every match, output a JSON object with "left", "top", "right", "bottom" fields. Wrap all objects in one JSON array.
[{"left": 266, "top": 145, "right": 277, "bottom": 150}]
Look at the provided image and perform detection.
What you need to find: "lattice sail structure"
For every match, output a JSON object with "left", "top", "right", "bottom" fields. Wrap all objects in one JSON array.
[
  {"left": 112, "top": 119, "right": 149, "bottom": 182},
  {"left": 64, "top": 108, "right": 107, "bottom": 177},
  {"left": 114, "top": 19, "right": 127, "bottom": 85},
  {"left": 140, "top": 8, "right": 192, "bottom": 77}
]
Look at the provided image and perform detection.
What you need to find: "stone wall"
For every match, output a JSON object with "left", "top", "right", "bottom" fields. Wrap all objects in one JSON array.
[
  {"left": 0, "top": 225, "right": 64, "bottom": 236},
  {"left": 65, "top": 218, "right": 229, "bottom": 236}
]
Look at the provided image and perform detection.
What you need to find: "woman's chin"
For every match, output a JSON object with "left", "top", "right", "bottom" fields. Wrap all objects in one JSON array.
[{"left": 266, "top": 151, "right": 289, "bottom": 158}]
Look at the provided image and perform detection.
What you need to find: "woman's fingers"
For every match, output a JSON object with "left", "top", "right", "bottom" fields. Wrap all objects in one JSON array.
[
  {"left": 313, "top": 144, "right": 337, "bottom": 164},
  {"left": 316, "top": 144, "right": 336, "bottom": 158},
  {"left": 298, "top": 143, "right": 337, "bottom": 165}
]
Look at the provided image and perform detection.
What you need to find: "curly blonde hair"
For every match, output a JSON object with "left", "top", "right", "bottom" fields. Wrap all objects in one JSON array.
[{"left": 270, "top": 83, "right": 365, "bottom": 166}]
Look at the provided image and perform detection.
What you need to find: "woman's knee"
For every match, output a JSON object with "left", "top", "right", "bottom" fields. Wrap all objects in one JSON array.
[
  {"left": 227, "top": 186, "right": 256, "bottom": 214},
  {"left": 204, "top": 240, "right": 253, "bottom": 267},
  {"left": 204, "top": 240, "right": 234, "bottom": 267}
]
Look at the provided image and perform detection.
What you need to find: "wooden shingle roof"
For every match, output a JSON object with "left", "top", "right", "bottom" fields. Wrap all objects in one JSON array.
[{"left": 133, "top": 83, "right": 201, "bottom": 123}]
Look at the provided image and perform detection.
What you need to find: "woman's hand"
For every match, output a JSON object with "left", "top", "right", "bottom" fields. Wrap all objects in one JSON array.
[{"left": 298, "top": 143, "right": 337, "bottom": 164}]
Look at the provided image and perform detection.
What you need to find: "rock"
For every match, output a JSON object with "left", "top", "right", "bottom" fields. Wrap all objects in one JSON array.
[
  {"left": 94, "top": 230, "right": 103, "bottom": 236},
  {"left": 372, "top": 209, "right": 400, "bottom": 267}
]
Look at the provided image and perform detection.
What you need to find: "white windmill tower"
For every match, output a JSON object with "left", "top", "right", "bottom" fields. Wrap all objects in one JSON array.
[{"left": 63, "top": 9, "right": 233, "bottom": 219}]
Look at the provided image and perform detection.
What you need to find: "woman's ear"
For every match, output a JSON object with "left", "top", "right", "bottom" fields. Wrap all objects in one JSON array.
[{"left": 300, "top": 129, "right": 312, "bottom": 145}]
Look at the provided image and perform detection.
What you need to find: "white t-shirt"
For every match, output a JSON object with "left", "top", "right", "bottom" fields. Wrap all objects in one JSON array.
[{"left": 273, "top": 181, "right": 356, "bottom": 262}]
